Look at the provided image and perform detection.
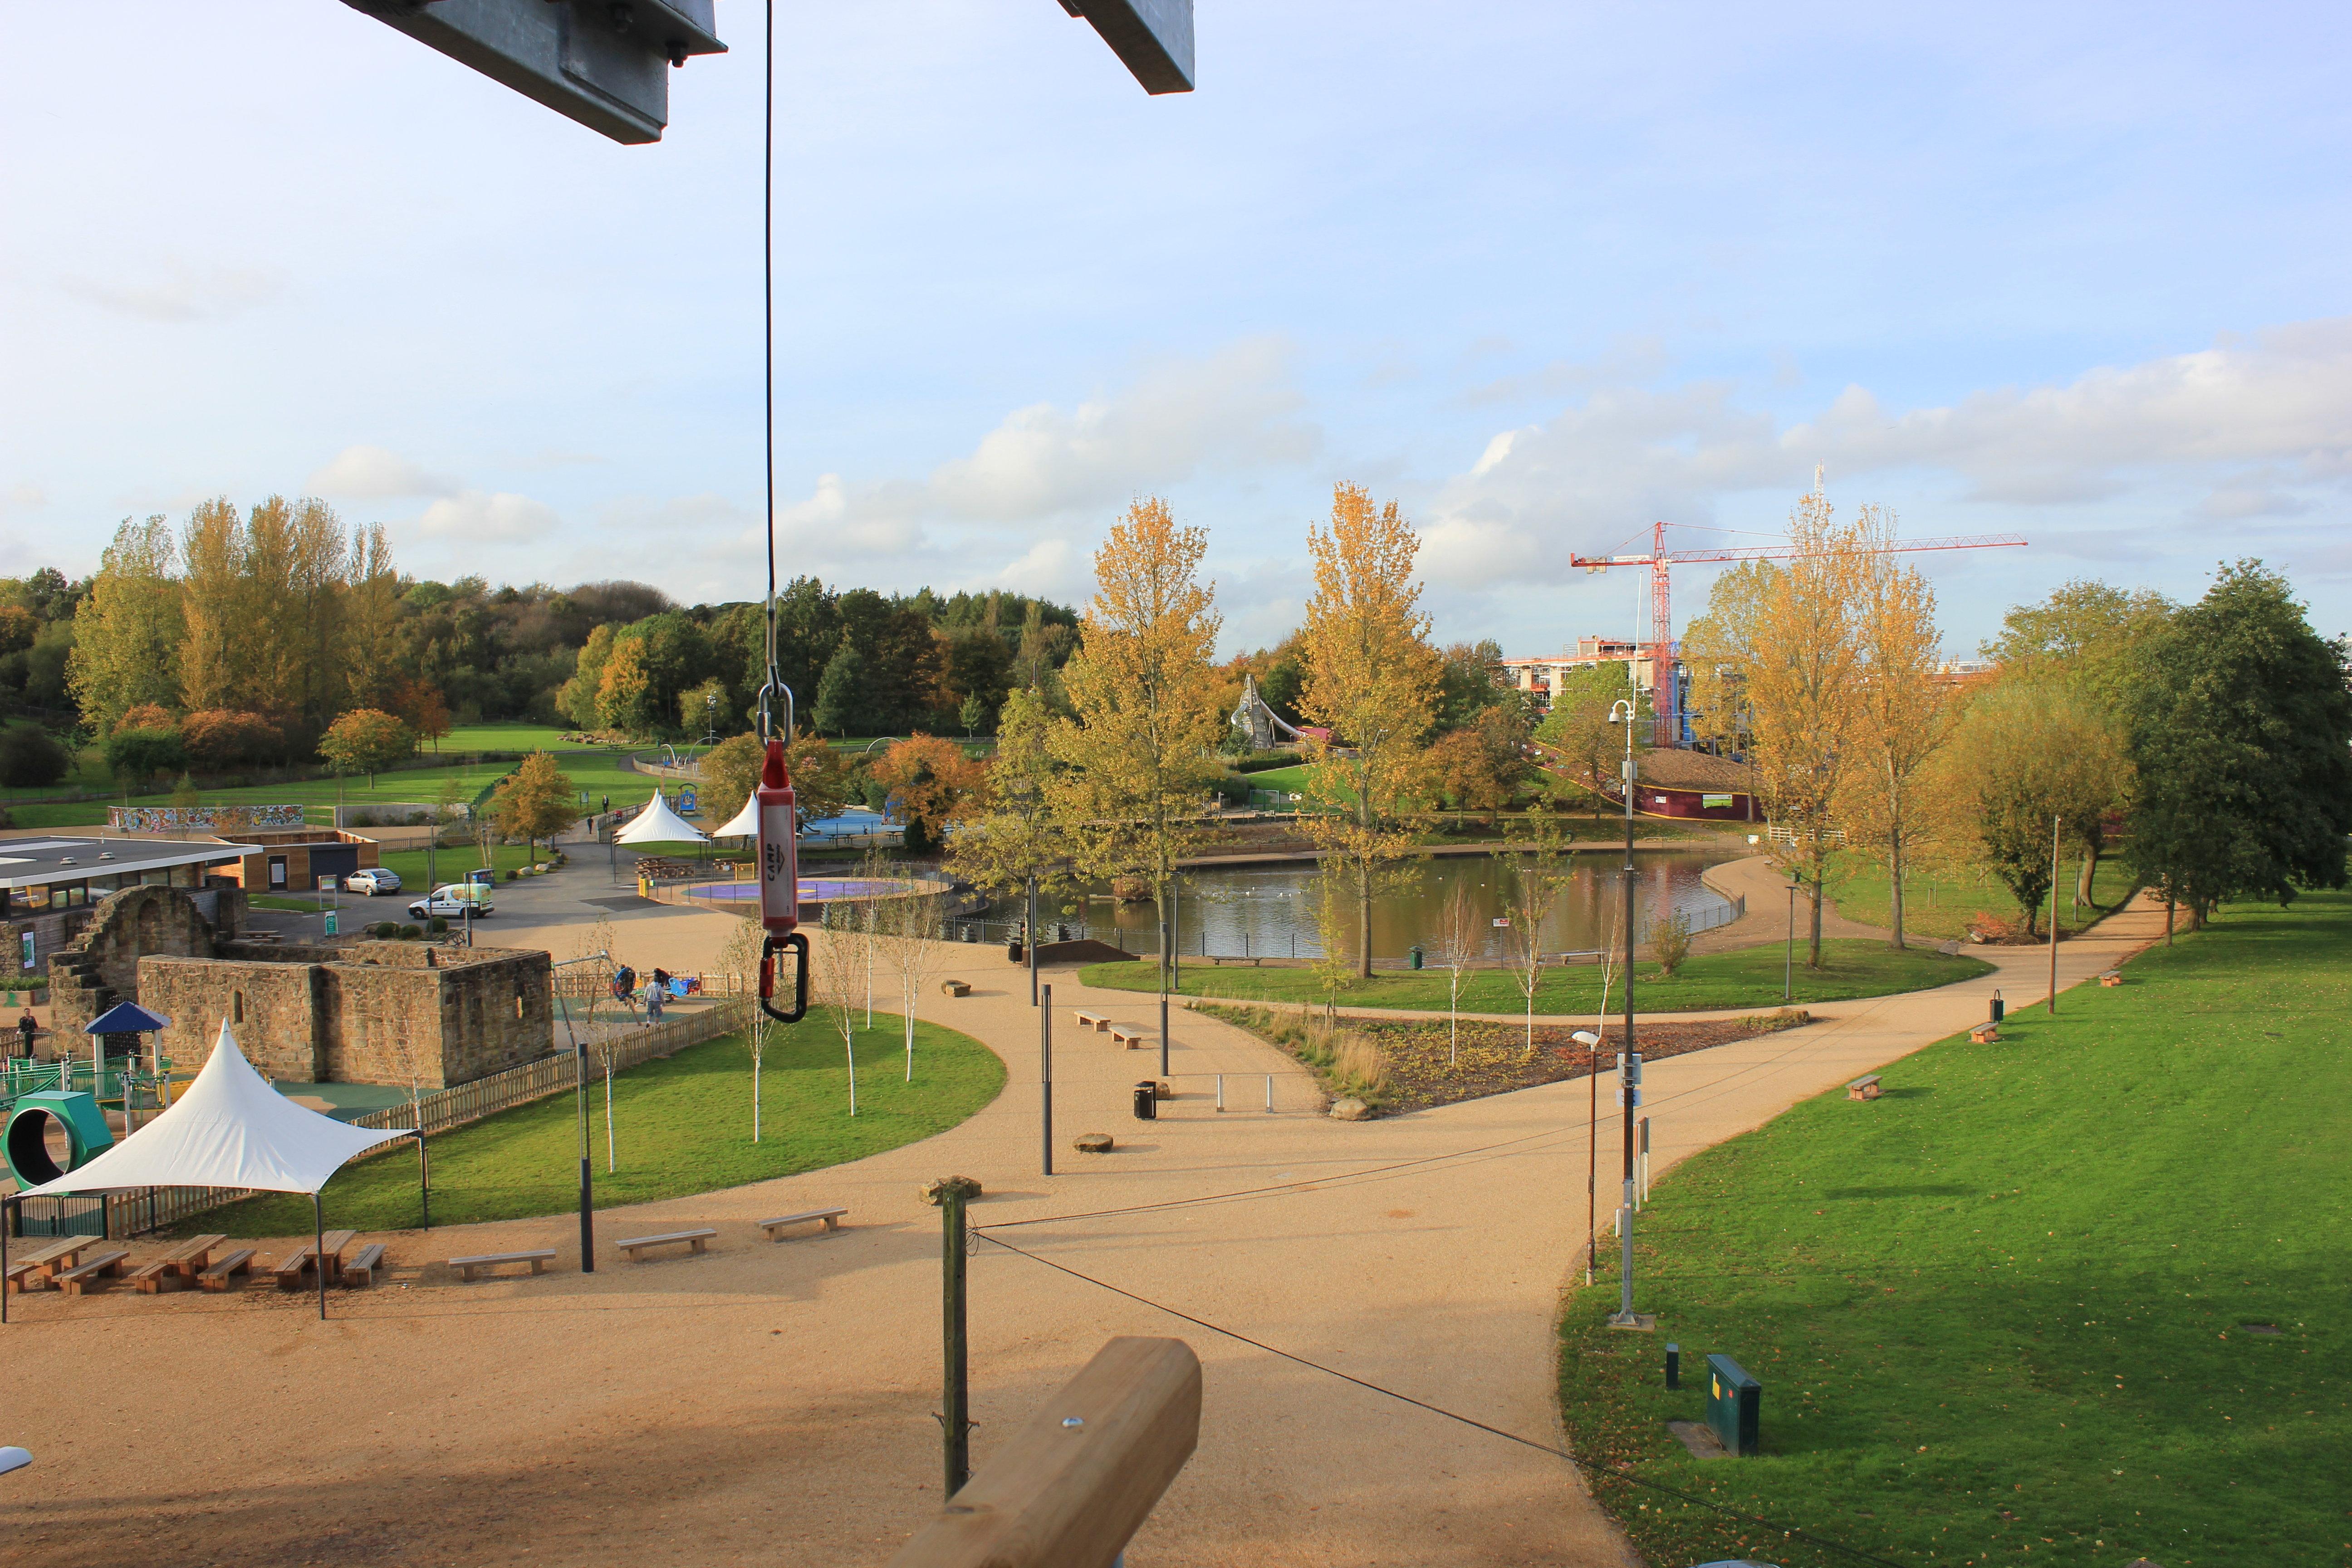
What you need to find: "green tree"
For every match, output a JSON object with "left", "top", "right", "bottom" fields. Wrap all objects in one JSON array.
[
  {"left": 491, "top": 750, "right": 582, "bottom": 866},
  {"left": 318, "top": 708, "right": 415, "bottom": 787},
  {"left": 0, "top": 726, "right": 72, "bottom": 789},
  {"left": 948, "top": 686, "right": 1067, "bottom": 912},
  {"left": 1937, "top": 678, "right": 2125, "bottom": 935},
  {"left": 67, "top": 515, "right": 185, "bottom": 735},
  {"left": 813, "top": 640, "right": 867, "bottom": 737},
  {"left": 1534, "top": 662, "right": 1648, "bottom": 810},
  {"left": 104, "top": 726, "right": 186, "bottom": 789},
  {"left": 2122, "top": 562, "right": 2352, "bottom": 925}
]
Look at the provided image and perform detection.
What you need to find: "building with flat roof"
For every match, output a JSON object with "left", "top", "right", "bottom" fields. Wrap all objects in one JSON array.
[
  {"left": 1492, "top": 637, "right": 1691, "bottom": 743},
  {"left": 3, "top": 835, "right": 258, "bottom": 991}
]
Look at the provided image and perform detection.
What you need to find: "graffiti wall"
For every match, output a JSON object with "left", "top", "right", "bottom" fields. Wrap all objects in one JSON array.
[{"left": 108, "top": 804, "right": 308, "bottom": 834}]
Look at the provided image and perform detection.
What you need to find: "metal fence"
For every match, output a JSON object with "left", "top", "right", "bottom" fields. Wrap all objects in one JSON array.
[{"left": 7, "top": 1000, "right": 752, "bottom": 1240}]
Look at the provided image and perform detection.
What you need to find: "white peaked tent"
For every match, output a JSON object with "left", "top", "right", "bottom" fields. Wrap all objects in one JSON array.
[
  {"left": 9, "top": 1023, "right": 414, "bottom": 1320},
  {"left": 714, "top": 791, "right": 759, "bottom": 839},
  {"left": 614, "top": 789, "right": 706, "bottom": 845}
]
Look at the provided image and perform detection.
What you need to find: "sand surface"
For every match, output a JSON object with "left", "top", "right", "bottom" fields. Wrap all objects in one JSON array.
[{"left": 0, "top": 887, "right": 2169, "bottom": 1567}]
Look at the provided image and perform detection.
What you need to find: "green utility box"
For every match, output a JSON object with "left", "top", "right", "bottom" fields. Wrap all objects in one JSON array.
[{"left": 1705, "top": 1353, "right": 1761, "bottom": 1457}]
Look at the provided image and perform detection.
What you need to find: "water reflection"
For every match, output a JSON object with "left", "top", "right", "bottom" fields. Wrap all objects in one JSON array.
[{"left": 1001, "top": 852, "right": 1736, "bottom": 962}]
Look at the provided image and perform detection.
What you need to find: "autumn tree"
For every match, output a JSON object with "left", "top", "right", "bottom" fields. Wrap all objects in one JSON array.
[
  {"left": 1680, "top": 558, "right": 1778, "bottom": 756},
  {"left": 1534, "top": 662, "right": 1648, "bottom": 811},
  {"left": 1297, "top": 483, "right": 1445, "bottom": 977},
  {"left": 1837, "top": 508, "right": 1950, "bottom": 949},
  {"left": 1050, "top": 498, "right": 1225, "bottom": 1000},
  {"left": 699, "top": 730, "right": 846, "bottom": 836},
  {"left": 1430, "top": 705, "right": 1533, "bottom": 824},
  {"left": 1935, "top": 678, "right": 2123, "bottom": 935},
  {"left": 948, "top": 686, "right": 1069, "bottom": 916},
  {"left": 319, "top": 708, "right": 415, "bottom": 788},
  {"left": 870, "top": 734, "right": 981, "bottom": 855},
  {"left": 67, "top": 515, "right": 185, "bottom": 734},
  {"left": 181, "top": 710, "right": 281, "bottom": 770},
  {"left": 490, "top": 750, "right": 581, "bottom": 865}
]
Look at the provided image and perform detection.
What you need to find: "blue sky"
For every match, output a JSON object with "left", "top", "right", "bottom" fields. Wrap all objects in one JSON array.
[{"left": 3, "top": 2, "right": 2347, "bottom": 657}]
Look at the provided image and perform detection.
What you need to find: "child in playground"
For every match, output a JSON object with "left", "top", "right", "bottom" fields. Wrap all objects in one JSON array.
[{"left": 645, "top": 977, "right": 666, "bottom": 1025}]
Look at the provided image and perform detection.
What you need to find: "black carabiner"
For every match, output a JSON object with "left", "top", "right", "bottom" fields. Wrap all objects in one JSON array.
[{"left": 758, "top": 930, "right": 810, "bottom": 1024}]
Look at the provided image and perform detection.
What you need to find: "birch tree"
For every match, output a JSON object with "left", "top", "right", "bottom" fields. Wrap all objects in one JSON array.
[
  {"left": 818, "top": 903, "right": 868, "bottom": 1114},
  {"left": 1297, "top": 483, "right": 1444, "bottom": 978},
  {"left": 1427, "top": 876, "right": 1481, "bottom": 1068},
  {"left": 877, "top": 891, "right": 947, "bottom": 1080},
  {"left": 1499, "top": 805, "right": 1570, "bottom": 1055}
]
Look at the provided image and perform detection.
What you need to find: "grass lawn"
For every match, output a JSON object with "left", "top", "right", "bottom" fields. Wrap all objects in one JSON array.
[
  {"left": 1829, "top": 854, "right": 2143, "bottom": 945},
  {"left": 1078, "top": 937, "right": 1991, "bottom": 1014},
  {"left": 1553, "top": 889, "right": 2351, "bottom": 1567},
  {"left": 373, "top": 841, "right": 564, "bottom": 889},
  {"left": 198, "top": 1014, "right": 1004, "bottom": 1235}
]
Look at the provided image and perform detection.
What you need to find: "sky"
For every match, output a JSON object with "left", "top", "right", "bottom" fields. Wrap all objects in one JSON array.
[{"left": 3, "top": 1, "right": 2347, "bottom": 660}]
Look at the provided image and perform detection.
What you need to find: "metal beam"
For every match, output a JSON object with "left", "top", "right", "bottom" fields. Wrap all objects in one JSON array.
[
  {"left": 342, "top": 0, "right": 726, "bottom": 145},
  {"left": 1058, "top": 0, "right": 1195, "bottom": 94}
]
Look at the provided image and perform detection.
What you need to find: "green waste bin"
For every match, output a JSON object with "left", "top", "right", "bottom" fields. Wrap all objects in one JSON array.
[
  {"left": 1705, "top": 1353, "right": 1761, "bottom": 1456},
  {"left": 1407, "top": 946, "right": 1423, "bottom": 970}
]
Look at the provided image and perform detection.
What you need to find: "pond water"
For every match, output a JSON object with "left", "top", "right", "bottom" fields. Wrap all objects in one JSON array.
[{"left": 993, "top": 850, "right": 1739, "bottom": 964}]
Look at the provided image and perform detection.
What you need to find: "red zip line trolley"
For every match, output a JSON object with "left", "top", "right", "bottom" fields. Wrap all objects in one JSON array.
[{"left": 755, "top": 734, "right": 810, "bottom": 1024}]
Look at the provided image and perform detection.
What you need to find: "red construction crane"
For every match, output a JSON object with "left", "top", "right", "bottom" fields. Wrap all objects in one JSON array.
[{"left": 1569, "top": 520, "right": 2029, "bottom": 746}]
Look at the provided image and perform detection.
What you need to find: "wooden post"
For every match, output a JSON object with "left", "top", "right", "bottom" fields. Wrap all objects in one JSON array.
[
  {"left": 886, "top": 1337, "right": 1201, "bottom": 1568},
  {"left": 2047, "top": 814, "right": 2060, "bottom": 1014},
  {"left": 924, "top": 1176, "right": 985, "bottom": 1496},
  {"left": 1041, "top": 985, "right": 1054, "bottom": 1178},
  {"left": 312, "top": 1192, "right": 328, "bottom": 1322}
]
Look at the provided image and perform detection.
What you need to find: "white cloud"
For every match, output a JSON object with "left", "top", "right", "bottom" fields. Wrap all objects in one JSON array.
[
  {"left": 60, "top": 260, "right": 284, "bottom": 323},
  {"left": 308, "top": 445, "right": 461, "bottom": 500},
  {"left": 415, "top": 490, "right": 561, "bottom": 543},
  {"left": 1426, "top": 317, "right": 2352, "bottom": 587}
]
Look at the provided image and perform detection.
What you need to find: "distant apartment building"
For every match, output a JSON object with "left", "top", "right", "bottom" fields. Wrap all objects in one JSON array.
[{"left": 1491, "top": 636, "right": 1692, "bottom": 744}]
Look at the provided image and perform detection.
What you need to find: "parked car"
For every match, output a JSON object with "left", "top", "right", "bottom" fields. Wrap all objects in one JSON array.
[
  {"left": 344, "top": 868, "right": 402, "bottom": 896},
  {"left": 408, "top": 885, "right": 493, "bottom": 921}
]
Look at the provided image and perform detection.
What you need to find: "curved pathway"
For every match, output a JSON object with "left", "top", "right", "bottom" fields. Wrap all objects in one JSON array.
[{"left": 2, "top": 894, "right": 2170, "bottom": 1567}]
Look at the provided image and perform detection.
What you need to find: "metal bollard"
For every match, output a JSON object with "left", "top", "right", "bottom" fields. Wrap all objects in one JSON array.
[
  {"left": 1264, "top": 1074, "right": 1273, "bottom": 1112},
  {"left": 1215, "top": 1073, "right": 1224, "bottom": 1112}
]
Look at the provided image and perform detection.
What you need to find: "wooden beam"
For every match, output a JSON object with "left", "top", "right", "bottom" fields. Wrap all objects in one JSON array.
[{"left": 887, "top": 1337, "right": 1200, "bottom": 1568}]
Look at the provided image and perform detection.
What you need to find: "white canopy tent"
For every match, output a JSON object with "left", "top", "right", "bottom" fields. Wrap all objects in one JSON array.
[
  {"left": 713, "top": 792, "right": 758, "bottom": 839},
  {"left": 614, "top": 790, "right": 707, "bottom": 846},
  {"left": 6, "top": 1023, "right": 415, "bottom": 1320}
]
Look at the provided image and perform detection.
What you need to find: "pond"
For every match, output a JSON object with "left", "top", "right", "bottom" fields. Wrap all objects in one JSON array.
[{"left": 989, "top": 850, "right": 1740, "bottom": 965}]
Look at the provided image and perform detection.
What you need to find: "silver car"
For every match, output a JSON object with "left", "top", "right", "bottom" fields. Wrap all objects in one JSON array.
[{"left": 344, "top": 868, "right": 403, "bottom": 896}]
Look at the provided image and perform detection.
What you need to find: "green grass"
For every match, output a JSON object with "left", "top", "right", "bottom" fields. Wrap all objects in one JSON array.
[
  {"left": 1241, "top": 764, "right": 1316, "bottom": 796},
  {"left": 436, "top": 723, "right": 603, "bottom": 751},
  {"left": 198, "top": 1014, "right": 1004, "bottom": 1235},
  {"left": 1078, "top": 938, "right": 1990, "bottom": 1014},
  {"left": 1553, "top": 889, "right": 2352, "bottom": 1568},
  {"left": 1828, "top": 855, "right": 2143, "bottom": 943},
  {"left": 372, "top": 841, "right": 561, "bottom": 889}
]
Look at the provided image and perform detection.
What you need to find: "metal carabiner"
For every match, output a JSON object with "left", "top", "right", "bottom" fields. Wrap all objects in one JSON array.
[{"left": 758, "top": 930, "right": 810, "bottom": 1024}]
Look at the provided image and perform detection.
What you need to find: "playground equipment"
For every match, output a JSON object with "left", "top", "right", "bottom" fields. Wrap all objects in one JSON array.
[{"left": 5, "top": 1090, "right": 114, "bottom": 1188}]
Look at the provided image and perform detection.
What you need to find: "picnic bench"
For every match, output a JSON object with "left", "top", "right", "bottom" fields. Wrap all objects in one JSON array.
[
  {"left": 341, "top": 1244, "right": 387, "bottom": 1289},
  {"left": 1205, "top": 955, "right": 1264, "bottom": 966},
  {"left": 448, "top": 1249, "right": 556, "bottom": 1282},
  {"left": 55, "top": 1250, "right": 130, "bottom": 1297},
  {"left": 6, "top": 1238, "right": 88, "bottom": 1293},
  {"left": 1846, "top": 1074, "right": 1883, "bottom": 1102},
  {"left": 940, "top": 979, "right": 971, "bottom": 998},
  {"left": 198, "top": 1250, "right": 255, "bottom": 1291},
  {"left": 1073, "top": 1010, "right": 1110, "bottom": 1032},
  {"left": 758, "top": 1207, "right": 847, "bottom": 1241},
  {"left": 616, "top": 1228, "right": 719, "bottom": 1263},
  {"left": 2097, "top": 969, "right": 2123, "bottom": 987},
  {"left": 271, "top": 1231, "right": 359, "bottom": 1291},
  {"left": 1109, "top": 1025, "right": 1153, "bottom": 1051},
  {"left": 158, "top": 1234, "right": 229, "bottom": 1279},
  {"left": 130, "top": 1259, "right": 179, "bottom": 1294}
]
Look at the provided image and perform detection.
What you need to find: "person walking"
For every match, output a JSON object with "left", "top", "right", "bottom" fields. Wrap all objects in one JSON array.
[
  {"left": 645, "top": 978, "right": 665, "bottom": 1026},
  {"left": 15, "top": 1008, "right": 36, "bottom": 1061}
]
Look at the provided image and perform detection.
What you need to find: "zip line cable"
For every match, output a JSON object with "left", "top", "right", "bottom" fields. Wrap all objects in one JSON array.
[
  {"left": 977, "top": 1229, "right": 1907, "bottom": 1568},
  {"left": 758, "top": 0, "right": 786, "bottom": 741}
]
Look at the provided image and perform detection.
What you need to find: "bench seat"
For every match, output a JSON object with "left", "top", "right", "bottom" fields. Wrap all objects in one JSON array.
[
  {"left": 160, "top": 1234, "right": 229, "bottom": 1278},
  {"left": 1109, "top": 1026, "right": 1153, "bottom": 1050},
  {"left": 758, "top": 1207, "right": 847, "bottom": 1240},
  {"left": 2097, "top": 969, "right": 2123, "bottom": 987},
  {"left": 1073, "top": 1010, "right": 1109, "bottom": 1031},
  {"left": 130, "top": 1259, "right": 179, "bottom": 1294},
  {"left": 1846, "top": 1074, "right": 1883, "bottom": 1101},
  {"left": 273, "top": 1246, "right": 318, "bottom": 1291},
  {"left": 940, "top": 979, "right": 971, "bottom": 998},
  {"left": 448, "top": 1250, "right": 556, "bottom": 1282},
  {"left": 56, "top": 1250, "right": 130, "bottom": 1296},
  {"left": 616, "top": 1228, "right": 719, "bottom": 1262},
  {"left": 341, "top": 1244, "right": 387, "bottom": 1289},
  {"left": 198, "top": 1250, "right": 255, "bottom": 1291}
]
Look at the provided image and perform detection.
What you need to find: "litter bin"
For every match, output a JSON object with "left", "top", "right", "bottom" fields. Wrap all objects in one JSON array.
[
  {"left": 1007, "top": 938, "right": 1024, "bottom": 964},
  {"left": 1989, "top": 989, "right": 2005, "bottom": 1023},
  {"left": 1407, "top": 945, "right": 1423, "bottom": 970},
  {"left": 1705, "top": 1353, "right": 1761, "bottom": 1457},
  {"left": 1132, "top": 1080, "right": 1159, "bottom": 1122}
]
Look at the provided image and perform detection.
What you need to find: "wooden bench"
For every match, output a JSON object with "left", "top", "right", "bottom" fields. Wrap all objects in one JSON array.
[
  {"left": 1073, "top": 1010, "right": 1110, "bottom": 1032},
  {"left": 448, "top": 1250, "right": 556, "bottom": 1282},
  {"left": 1109, "top": 1026, "right": 1153, "bottom": 1051},
  {"left": 1846, "top": 1073, "right": 1883, "bottom": 1102},
  {"left": 2097, "top": 969, "right": 2123, "bottom": 987},
  {"left": 55, "top": 1250, "right": 130, "bottom": 1297},
  {"left": 158, "top": 1234, "right": 229, "bottom": 1279},
  {"left": 341, "top": 1244, "right": 387, "bottom": 1289},
  {"left": 1205, "top": 955, "right": 1264, "bottom": 966},
  {"left": 198, "top": 1250, "right": 255, "bottom": 1291},
  {"left": 1969, "top": 1023, "right": 1999, "bottom": 1044},
  {"left": 273, "top": 1246, "right": 325, "bottom": 1291},
  {"left": 758, "top": 1207, "right": 847, "bottom": 1241},
  {"left": 940, "top": 979, "right": 971, "bottom": 998},
  {"left": 130, "top": 1259, "right": 180, "bottom": 1294},
  {"left": 7, "top": 1239, "right": 86, "bottom": 1293},
  {"left": 616, "top": 1228, "right": 719, "bottom": 1262},
  {"left": 319, "top": 1229, "right": 359, "bottom": 1284}
]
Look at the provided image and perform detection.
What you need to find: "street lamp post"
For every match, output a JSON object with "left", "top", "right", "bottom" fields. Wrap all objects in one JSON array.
[
  {"left": 1605, "top": 697, "right": 1644, "bottom": 1329},
  {"left": 1784, "top": 877, "right": 1798, "bottom": 1004}
]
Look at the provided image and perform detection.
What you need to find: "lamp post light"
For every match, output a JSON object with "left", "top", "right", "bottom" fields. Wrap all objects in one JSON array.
[
  {"left": 1604, "top": 697, "right": 1646, "bottom": 1329},
  {"left": 1784, "top": 876, "right": 1799, "bottom": 1004}
]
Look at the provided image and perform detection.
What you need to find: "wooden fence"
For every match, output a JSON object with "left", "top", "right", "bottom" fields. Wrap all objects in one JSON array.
[{"left": 44, "top": 999, "right": 754, "bottom": 1240}]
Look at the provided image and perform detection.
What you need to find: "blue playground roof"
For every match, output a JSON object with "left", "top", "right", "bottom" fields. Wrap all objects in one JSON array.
[{"left": 85, "top": 1001, "right": 172, "bottom": 1035}]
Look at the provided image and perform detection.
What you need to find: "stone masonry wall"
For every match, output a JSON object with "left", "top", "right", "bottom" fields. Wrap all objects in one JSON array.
[
  {"left": 47, "top": 887, "right": 225, "bottom": 1045},
  {"left": 141, "top": 956, "right": 323, "bottom": 1081}
]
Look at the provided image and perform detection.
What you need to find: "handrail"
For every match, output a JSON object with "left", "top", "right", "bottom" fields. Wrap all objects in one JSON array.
[{"left": 886, "top": 1337, "right": 1200, "bottom": 1568}]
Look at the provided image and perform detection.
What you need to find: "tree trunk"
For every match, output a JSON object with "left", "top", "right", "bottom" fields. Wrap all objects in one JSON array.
[
  {"left": 1808, "top": 866, "right": 1825, "bottom": 968},
  {"left": 1887, "top": 837, "right": 1906, "bottom": 951},
  {"left": 2076, "top": 847, "right": 2099, "bottom": 910},
  {"left": 1357, "top": 857, "right": 1373, "bottom": 980}
]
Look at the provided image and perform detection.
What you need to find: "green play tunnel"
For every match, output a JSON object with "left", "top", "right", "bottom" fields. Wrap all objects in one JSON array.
[{"left": 5, "top": 1091, "right": 115, "bottom": 1188}]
